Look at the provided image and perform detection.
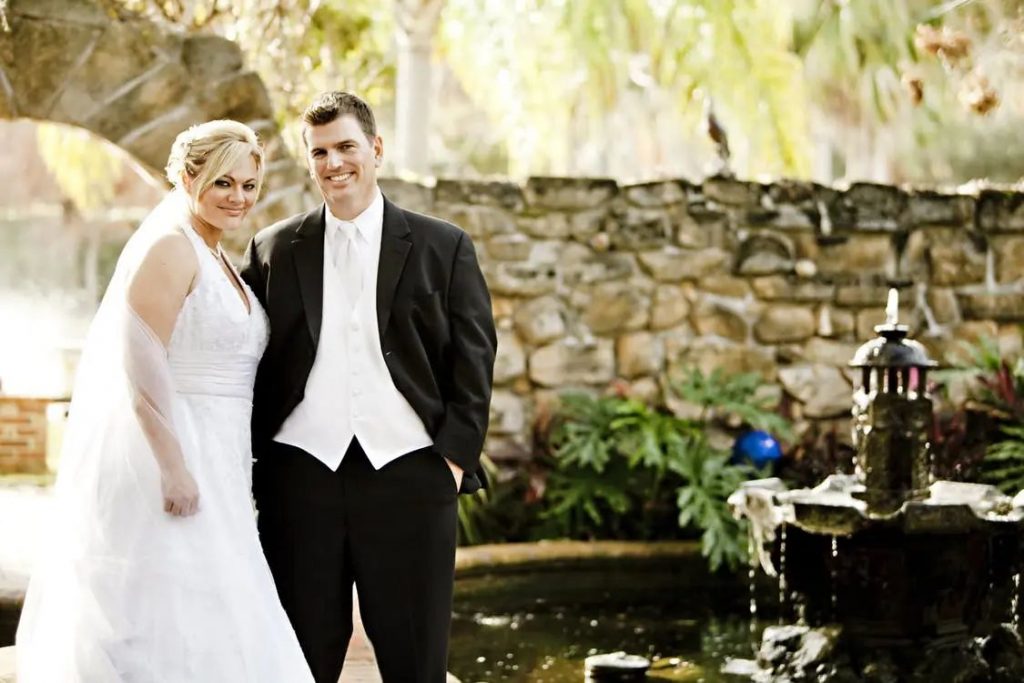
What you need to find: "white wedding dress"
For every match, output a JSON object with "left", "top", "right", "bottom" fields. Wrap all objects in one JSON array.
[{"left": 16, "top": 192, "right": 314, "bottom": 682}]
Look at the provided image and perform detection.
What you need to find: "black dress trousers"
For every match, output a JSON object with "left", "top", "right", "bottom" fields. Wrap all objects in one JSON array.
[{"left": 254, "top": 438, "right": 459, "bottom": 683}]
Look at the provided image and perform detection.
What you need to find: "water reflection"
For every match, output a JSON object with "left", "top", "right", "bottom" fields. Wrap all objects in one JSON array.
[{"left": 449, "top": 567, "right": 762, "bottom": 682}]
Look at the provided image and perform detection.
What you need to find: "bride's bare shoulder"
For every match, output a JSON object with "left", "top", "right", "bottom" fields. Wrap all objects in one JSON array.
[
  {"left": 129, "top": 230, "right": 198, "bottom": 289},
  {"left": 140, "top": 230, "right": 196, "bottom": 266}
]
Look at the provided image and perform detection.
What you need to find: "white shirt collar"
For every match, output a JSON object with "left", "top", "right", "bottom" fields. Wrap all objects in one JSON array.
[{"left": 326, "top": 187, "right": 383, "bottom": 243}]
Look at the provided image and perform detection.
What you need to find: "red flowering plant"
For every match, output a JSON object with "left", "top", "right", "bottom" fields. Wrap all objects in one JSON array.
[{"left": 931, "top": 334, "right": 1024, "bottom": 494}]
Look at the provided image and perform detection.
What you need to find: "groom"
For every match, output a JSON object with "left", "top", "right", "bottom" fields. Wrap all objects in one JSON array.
[{"left": 241, "top": 91, "right": 497, "bottom": 683}]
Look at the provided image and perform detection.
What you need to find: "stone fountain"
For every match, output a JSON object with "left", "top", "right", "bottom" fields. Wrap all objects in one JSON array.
[{"left": 730, "top": 290, "right": 1024, "bottom": 683}]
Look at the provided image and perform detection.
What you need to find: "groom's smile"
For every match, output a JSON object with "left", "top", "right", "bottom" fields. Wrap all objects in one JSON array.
[{"left": 305, "top": 115, "right": 383, "bottom": 221}]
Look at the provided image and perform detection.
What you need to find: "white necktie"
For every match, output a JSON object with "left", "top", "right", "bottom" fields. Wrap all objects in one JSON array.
[{"left": 335, "top": 221, "right": 363, "bottom": 311}]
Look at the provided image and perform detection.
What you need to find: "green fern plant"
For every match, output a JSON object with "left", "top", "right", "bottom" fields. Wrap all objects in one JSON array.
[
  {"left": 980, "top": 424, "right": 1024, "bottom": 496},
  {"left": 544, "top": 366, "right": 788, "bottom": 571},
  {"left": 608, "top": 399, "right": 705, "bottom": 472},
  {"left": 457, "top": 455, "right": 496, "bottom": 546},
  {"left": 542, "top": 458, "right": 635, "bottom": 537},
  {"left": 673, "top": 366, "right": 794, "bottom": 440},
  {"left": 673, "top": 447, "right": 755, "bottom": 572},
  {"left": 456, "top": 455, "right": 542, "bottom": 546},
  {"left": 549, "top": 392, "right": 624, "bottom": 473},
  {"left": 934, "top": 333, "right": 1024, "bottom": 494}
]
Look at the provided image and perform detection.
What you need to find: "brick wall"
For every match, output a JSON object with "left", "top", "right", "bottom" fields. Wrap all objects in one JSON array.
[{"left": 0, "top": 397, "right": 49, "bottom": 474}]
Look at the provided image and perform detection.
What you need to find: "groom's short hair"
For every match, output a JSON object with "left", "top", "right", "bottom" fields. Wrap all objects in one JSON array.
[{"left": 302, "top": 91, "right": 377, "bottom": 144}]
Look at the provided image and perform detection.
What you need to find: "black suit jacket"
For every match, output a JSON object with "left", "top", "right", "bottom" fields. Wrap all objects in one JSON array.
[{"left": 240, "top": 195, "right": 497, "bottom": 493}]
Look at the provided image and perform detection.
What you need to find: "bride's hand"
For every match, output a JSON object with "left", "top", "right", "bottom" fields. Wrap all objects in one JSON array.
[{"left": 161, "top": 466, "right": 200, "bottom": 517}]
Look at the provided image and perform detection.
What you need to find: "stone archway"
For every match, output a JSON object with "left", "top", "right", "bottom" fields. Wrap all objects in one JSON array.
[{"left": 0, "top": 0, "right": 311, "bottom": 223}]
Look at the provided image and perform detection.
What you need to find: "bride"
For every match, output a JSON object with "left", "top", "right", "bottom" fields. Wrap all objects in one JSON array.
[{"left": 15, "top": 120, "right": 314, "bottom": 682}]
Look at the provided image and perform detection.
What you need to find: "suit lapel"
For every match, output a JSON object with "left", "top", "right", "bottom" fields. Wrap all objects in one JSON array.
[
  {"left": 376, "top": 197, "right": 411, "bottom": 339},
  {"left": 291, "top": 206, "right": 327, "bottom": 347}
]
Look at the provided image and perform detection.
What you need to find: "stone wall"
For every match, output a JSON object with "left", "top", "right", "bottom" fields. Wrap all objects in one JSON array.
[
  {"left": 3, "top": 173, "right": 1022, "bottom": 473},
  {"left": 379, "top": 176, "right": 1024, "bottom": 461},
  {"left": 0, "top": 398, "right": 50, "bottom": 474}
]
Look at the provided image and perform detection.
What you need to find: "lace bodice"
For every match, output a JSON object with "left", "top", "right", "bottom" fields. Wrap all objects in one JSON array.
[{"left": 168, "top": 226, "right": 269, "bottom": 399}]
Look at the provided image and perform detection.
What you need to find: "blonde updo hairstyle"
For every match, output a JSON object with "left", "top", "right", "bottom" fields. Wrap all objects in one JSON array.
[{"left": 165, "top": 120, "right": 265, "bottom": 200}]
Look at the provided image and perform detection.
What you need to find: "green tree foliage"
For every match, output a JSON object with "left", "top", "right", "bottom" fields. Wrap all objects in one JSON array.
[
  {"left": 115, "top": 0, "right": 395, "bottom": 152},
  {"left": 440, "top": 0, "right": 810, "bottom": 177},
  {"left": 105, "top": 0, "right": 1024, "bottom": 182},
  {"left": 795, "top": 0, "right": 1024, "bottom": 181},
  {"left": 35, "top": 123, "right": 126, "bottom": 215},
  {"left": 794, "top": 0, "right": 921, "bottom": 125},
  {"left": 568, "top": 0, "right": 813, "bottom": 177}
]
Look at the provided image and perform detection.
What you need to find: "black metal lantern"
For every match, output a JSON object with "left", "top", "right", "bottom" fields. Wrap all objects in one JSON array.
[{"left": 849, "top": 289, "right": 937, "bottom": 514}]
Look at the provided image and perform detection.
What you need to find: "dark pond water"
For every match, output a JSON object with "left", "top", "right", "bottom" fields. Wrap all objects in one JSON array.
[
  {"left": 1, "top": 560, "right": 769, "bottom": 682},
  {"left": 449, "top": 564, "right": 766, "bottom": 682}
]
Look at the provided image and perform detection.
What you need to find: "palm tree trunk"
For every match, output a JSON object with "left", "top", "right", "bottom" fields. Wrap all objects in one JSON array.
[{"left": 394, "top": 0, "right": 445, "bottom": 176}]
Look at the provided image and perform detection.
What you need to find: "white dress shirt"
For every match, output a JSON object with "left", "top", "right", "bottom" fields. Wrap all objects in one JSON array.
[{"left": 274, "top": 188, "right": 434, "bottom": 470}]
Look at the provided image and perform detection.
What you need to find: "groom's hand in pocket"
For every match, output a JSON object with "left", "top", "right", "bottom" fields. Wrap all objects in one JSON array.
[{"left": 443, "top": 457, "right": 463, "bottom": 493}]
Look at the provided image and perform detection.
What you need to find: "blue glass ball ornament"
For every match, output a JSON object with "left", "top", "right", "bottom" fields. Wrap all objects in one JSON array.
[{"left": 731, "top": 429, "right": 782, "bottom": 468}]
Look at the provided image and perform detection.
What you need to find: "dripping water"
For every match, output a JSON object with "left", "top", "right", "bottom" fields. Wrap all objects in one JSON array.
[
  {"left": 748, "top": 534, "right": 759, "bottom": 645},
  {"left": 778, "top": 524, "right": 788, "bottom": 624},
  {"left": 915, "top": 284, "right": 943, "bottom": 336},
  {"left": 985, "top": 247, "right": 997, "bottom": 292},
  {"left": 1013, "top": 572, "right": 1021, "bottom": 632},
  {"left": 830, "top": 536, "right": 839, "bottom": 619},
  {"left": 817, "top": 200, "right": 833, "bottom": 237},
  {"left": 817, "top": 304, "right": 833, "bottom": 337}
]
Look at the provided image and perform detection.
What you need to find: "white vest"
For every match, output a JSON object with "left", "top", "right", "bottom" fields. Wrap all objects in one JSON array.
[{"left": 273, "top": 190, "right": 433, "bottom": 470}]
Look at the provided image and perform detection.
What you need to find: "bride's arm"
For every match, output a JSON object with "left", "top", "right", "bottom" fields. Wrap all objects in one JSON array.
[
  {"left": 124, "top": 233, "right": 201, "bottom": 517},
  {"left": 127, "top": 233, "right": 196, "bottom": 345}
]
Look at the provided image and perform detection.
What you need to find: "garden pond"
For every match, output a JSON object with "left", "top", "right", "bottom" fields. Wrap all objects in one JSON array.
[{"left": 448, "top": 560, "right": 766, "bottom": 682}]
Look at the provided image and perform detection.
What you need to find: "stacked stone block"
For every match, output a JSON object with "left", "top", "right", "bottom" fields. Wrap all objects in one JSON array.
[{"left": 381, "top": 176, "right": 1024, "bottom": 462}]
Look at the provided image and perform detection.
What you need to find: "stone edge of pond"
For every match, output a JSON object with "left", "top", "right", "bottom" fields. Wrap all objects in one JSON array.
[
  {"left": 1, "top": 540, "right": 712, "bottom": 600},
  {"left": 454, "top": 540, "right": 706, "bottom": 579}
]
